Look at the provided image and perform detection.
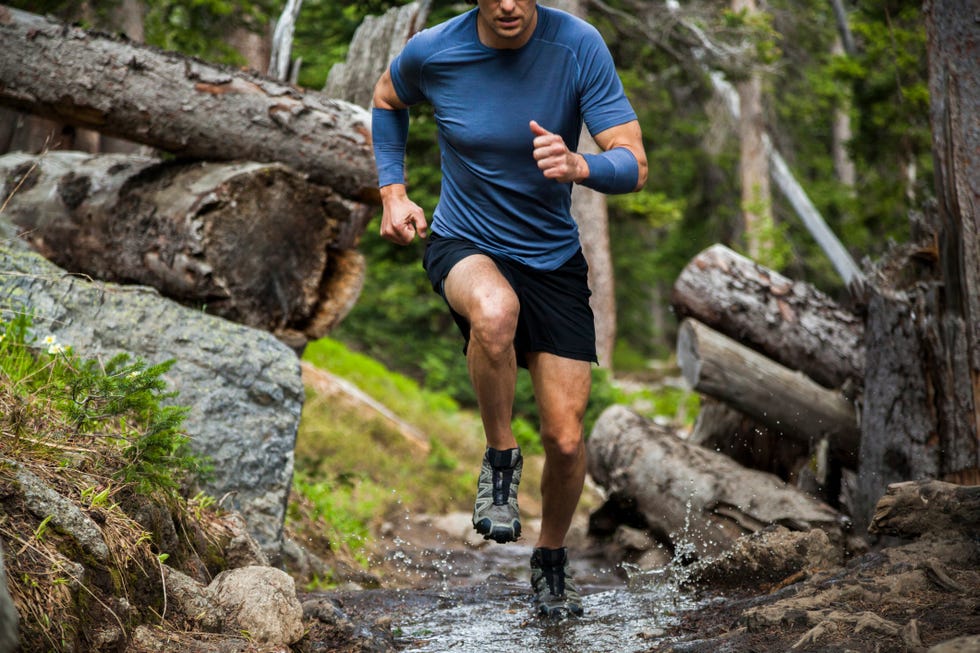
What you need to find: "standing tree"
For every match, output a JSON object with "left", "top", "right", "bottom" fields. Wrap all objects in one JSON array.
[
  {"left": 732, "top": 0, "right": 774, "bottom": 260},
  {"left": 853, "top": 0, "right": 979, "bottom": 529}
]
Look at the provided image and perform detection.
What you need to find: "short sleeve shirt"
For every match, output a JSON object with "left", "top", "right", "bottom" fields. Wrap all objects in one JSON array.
[{"left": 389, "top": 5, "right": 636, "bottom": 270}]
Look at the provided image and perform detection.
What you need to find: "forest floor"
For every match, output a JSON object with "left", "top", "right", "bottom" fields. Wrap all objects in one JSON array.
[{"left": 296, "top": 508, "right": 979, "bottom": 653}]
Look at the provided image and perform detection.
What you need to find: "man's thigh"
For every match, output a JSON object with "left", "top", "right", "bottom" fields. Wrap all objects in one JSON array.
[{"left": 443, "top": 253, "right": 518, "bottom": 323}]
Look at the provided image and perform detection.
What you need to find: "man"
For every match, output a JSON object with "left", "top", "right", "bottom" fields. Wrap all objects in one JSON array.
[{"left": 371, "top": 0, "right": 647, "bottom": 617}]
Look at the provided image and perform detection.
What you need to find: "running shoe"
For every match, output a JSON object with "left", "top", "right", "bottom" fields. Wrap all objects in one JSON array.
[
  {"left": 472, "top": 447, "right": 522, "bottom": 543},
  {"left": 530, "top": 547, "right": 584, "bottom": 617}
]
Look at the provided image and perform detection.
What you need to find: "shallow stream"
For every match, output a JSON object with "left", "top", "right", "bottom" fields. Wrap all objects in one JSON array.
[{"left": 319, "top": 530, "right": 702, "bottom": 653}]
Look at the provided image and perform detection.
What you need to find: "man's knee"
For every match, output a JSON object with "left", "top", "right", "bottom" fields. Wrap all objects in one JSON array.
[
  {"left": 541, "top": 428, "right": 585, "bottom": 462},
  {"left": 469, "top": 288, "right": 519, "bottom": 354}
]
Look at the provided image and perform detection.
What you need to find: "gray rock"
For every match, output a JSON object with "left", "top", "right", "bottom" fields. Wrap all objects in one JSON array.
[
  {"left": 208, "top": 566, "right": 304, "bottom": 646},
  {"left": 0, "top": 541, "right": 18, "bottom": 653},
  {"left": 0, "top": 244, "right": 304, "bottom": 555},
  {"left": 5, "top": 459, "right": 110, "bottom": 564},
  {"left": 163, "top": 566, "right": 222, "bottom": 631}
]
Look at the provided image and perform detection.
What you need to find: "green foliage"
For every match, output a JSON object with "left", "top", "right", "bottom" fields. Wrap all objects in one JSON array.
[
  {"left": 303, "top": 335, "right": 459, "bottom": 417},
  {"left": 289, "top": 471, "right": 386, "bottom": 566},
  {"left": 142, "top": 0, "right": 272, "bottom": 65},
  {"left": 0, "top": 313, "right": 208, "bottom": 501}
]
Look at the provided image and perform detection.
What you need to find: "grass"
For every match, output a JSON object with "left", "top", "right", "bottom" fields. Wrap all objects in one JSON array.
[{"left": 0, "top": 312, "right": 218, "bottom": 650}]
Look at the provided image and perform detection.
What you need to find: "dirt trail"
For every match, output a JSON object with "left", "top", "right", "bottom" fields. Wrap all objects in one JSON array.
[{"left": 298, "top": 510, "right": 980, "bottom": 653}]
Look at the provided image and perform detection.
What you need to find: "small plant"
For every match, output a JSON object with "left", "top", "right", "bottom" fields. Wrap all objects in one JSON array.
[{"left": 0, "top": 312, "right": 210, "bottom": 502}]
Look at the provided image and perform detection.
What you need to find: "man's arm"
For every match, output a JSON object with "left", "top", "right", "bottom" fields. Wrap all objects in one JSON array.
[
  {"left": 372, "top": 69, "right": 428, "bottom": 245},
  {"left": 530, "top": 119, "right": 647, "bottom": 193}
]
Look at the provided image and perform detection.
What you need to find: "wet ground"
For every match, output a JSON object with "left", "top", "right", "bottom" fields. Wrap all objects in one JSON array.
[{"left": 306, "top": 513, "right": 702, "bottom": 653}]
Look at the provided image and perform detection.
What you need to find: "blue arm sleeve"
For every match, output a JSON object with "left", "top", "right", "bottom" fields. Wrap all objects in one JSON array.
[
  {"left": 579, "top": 147, "right": 639, "bottom": 195},
  {"left": 372, "top": 107, "right": 410, "bottom": 187}
]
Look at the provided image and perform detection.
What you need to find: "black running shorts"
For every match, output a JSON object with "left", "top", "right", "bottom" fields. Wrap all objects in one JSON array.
[{"left": 423, "top": 233, "right": 597, "bottom": 369}]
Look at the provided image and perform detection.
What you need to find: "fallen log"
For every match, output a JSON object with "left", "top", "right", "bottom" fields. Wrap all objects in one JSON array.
[
  {"left": 671, "top": 244, "right": 864, "bottom": 389},
  {"left": 677, "top": 318, "right": 860, "bottom": 468},
  {"left": 0, "top": 151, "right": 369, "bottom": 345},
  {"left": 868, "top": 480, "right": 980, "bottom": 538},
  {"left": 0, "top": 6, "right": 376, "bottom": 202},
  {"left": 587, "top": 405, "right": 842, "bottom": 561},
  {"left": 689, "top": 397, "right": 811, "bottom": 484}
]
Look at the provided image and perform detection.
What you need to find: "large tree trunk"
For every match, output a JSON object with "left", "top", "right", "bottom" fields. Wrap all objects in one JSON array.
[
  {"left": 922, "top": 0, "right": 979, "bottom": 481},
  {"left": 677, "top": 318, "right": 859, "bottom": 467},
  {"left": 587, "top": 405, "right": 842, "bottom": 561},
  {"left": 671, "top": 244, "right": 864, "bottom": 389},
  {"left": 0, "top": 151, "right": 369, "bottom": 347},
  {"left": 853, "top": 0, "right": 980, "bottom": 529},
  {"left": 0, "top": 6, "right": 376, "bottom": 202}
]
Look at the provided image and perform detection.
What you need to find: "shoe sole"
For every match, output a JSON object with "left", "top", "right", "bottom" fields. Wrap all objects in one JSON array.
[
  {"left": 474, "top": 518, "right": 521, "bottom": 543},
  {"left": 537, "top": 602, "right": 583, "bottom": 618}
]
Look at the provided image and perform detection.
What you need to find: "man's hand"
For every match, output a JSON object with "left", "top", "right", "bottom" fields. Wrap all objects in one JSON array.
[
  {"left": 379, "top": 184, "right": 428, "bottom": 245},
  {"left": 530, "top": 120, "right": 588, "bottom": 184}
]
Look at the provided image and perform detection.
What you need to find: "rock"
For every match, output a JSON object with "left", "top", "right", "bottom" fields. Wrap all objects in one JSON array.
[
  {"left": 4, "top": 459, "right": 110, "bottom": 564},
  {"left": 0, "top": 243, "right": 304, "bottom": 555},
  {"left": 208, "top": 566, "right": 304, "bottom": 646},
  {"left": 301, "top": 597, "right": 398, "bottom": 652},
  {"left": 163, "top": 566, "right": 222, "bottom": 631},
  {"left": 0, "top": 541, "right": 17, "bottom": 653}
]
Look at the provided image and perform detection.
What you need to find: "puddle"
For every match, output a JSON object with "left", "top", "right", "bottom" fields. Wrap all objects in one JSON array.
[{"left": 321, "top": 538, "right": 698, "bottom": 653}]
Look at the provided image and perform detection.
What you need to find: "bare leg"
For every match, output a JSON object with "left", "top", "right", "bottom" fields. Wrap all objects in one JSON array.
[
  {"left": 526, "top": 352, "right": 590, "bottom": 549},
  {"left": 443, "top": 254, "right": 520, "bottom": 451}
]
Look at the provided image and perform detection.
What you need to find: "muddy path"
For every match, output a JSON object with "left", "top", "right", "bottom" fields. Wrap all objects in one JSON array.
[
  {"left": 298, "top": 509, "right": 980, "bottom": 653},
  {"left": 302, "top": 512, "right": 702, "bottom": 653}
]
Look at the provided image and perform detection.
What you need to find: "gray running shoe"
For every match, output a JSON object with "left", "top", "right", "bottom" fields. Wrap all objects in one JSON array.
[
  {"left": 530, "top": 547, "right": 583, "bottom": 617},
  {"left": 472, "top": 447, "right": 522, "bottom": 543}
]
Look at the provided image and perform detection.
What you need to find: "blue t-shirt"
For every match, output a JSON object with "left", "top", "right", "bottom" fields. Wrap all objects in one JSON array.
[{"left": 389, "top": 5, "right": 637, "bottom": 270}]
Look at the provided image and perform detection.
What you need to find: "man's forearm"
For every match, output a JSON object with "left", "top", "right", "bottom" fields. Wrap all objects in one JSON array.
[{"left": 372, "top": 106, "right": 410, "bottom": 187}]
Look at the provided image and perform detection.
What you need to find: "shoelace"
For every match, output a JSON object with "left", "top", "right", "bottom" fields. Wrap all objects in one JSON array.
[
  {"left": 541, "top": 563, "right": 566, "bottom": 597},
  {"left": 491, "top": 466, "right": 514, "bottom": 505}
]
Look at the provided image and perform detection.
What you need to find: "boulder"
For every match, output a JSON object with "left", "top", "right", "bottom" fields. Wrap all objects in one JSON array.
[
  {"left": 0, "top": 243, "right": 303, "bottom": 555},
  {"left": 208, "top": 566, "right": 305, "bottom": 646}
]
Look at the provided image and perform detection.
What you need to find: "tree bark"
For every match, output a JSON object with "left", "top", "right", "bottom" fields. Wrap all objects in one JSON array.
[
  {"left": 269, "top": 0, "right": 304, "bottom": 80},
  {"left": 671, "top": 244, "right": 865, "bottom": 389},
  {"left": 0, "top": 151, "right": 369, "bottom": 346},
  {"left": 324, "top": 0, "right": 432, "bottom": 110},
  {"left": 830, "top": 37, "right": 857, "bottom": 188},
  {"left": 732, "top": 0, "right": 773, "bottom": 260},
  {"left": 689, "top": 398, "right": 813, "bottom": 491},
  {"left": 868, "top": 480, "right": 980, "bottom": 538},
  {"left": 0, "top": 6, "right": 376, "bottom": 202},
  {"left": 922, "top": 0, "right": 980, "bottom": 482},
  {"left": 677, "top": 318, "right": 859, "bottom": 467},
  {"left": 853, "top": 1, "right": 980, "bottom": 528},
  {"left": 587, "top": 405, "right": 842, "bottom": 561},
  {"left": 544, "top": 0, "right": 617, "bottom": 368}
]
